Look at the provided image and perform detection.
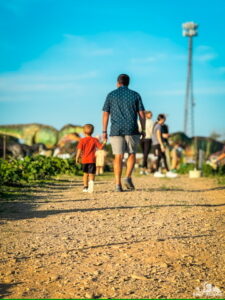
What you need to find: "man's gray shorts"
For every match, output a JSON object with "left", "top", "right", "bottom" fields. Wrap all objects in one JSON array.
[{"left": 110, "top": 135, "right": 140, "bottom": 155}]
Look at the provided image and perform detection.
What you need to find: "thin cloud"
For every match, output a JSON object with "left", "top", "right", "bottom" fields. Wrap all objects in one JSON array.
[
  {"left": 131, "top": 54, "right": 167, "bottom": 64},
  {"left": 151, "top": 86, "right": 225, "bottom": 96},
  {"left": 218, "top": 67, "right": 225, "bottom": 74},
  {"left": 0, "top": 0, "right": 39, "bottom": 16},
  {"left": 195, "top": 53, "right": 217, "bottom": 62}
]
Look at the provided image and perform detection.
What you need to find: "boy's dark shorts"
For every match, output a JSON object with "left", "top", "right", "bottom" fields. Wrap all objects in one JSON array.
[{"left": 82, "top": 163, "right": 96, "bottom": 174}]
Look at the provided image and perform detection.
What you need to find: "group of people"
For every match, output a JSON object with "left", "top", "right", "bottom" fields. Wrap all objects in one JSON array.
[
  {"left": 76, "top": 74, "right": 177, "bottom": 193},
  {"left": 138, "top": 111, "right": 178, "bottom": 178}
]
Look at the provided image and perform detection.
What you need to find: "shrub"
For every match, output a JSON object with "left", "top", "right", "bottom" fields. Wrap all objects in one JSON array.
[
  {"left": 0, "top": 156, "right": 80, "bottom": 185},
  {"left": 176, "top": 163, "right": 195, "bottom": 174}
]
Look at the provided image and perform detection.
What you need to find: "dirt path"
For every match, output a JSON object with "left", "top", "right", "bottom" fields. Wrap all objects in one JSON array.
[{"left": 0, "top": 176, "right": 225, "bottom": 299}]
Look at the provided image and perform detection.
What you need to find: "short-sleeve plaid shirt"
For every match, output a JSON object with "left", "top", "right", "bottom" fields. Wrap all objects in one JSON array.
[{"left": 102, "top": 86, "right": 145, "bottom": 136}]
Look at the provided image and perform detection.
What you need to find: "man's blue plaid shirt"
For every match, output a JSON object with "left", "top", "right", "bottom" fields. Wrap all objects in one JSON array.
[{"left": 102, "top": 86, "right": 145, "bottom": 136}]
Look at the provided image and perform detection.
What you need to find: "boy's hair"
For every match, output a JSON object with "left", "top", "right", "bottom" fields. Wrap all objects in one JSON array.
[
  {"left": 83, "top": 124, "right": 94, "bottom": 135},
  {"left": 117, "top": 74, "right": 130, "bottom": 86}
]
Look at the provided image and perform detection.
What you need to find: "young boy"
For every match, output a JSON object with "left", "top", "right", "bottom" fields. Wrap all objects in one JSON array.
[{"left": 76, "top": 124, "right": 104, "bottom": 193}]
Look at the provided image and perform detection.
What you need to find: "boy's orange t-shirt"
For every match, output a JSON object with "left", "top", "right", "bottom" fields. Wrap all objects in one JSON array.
[{"left": 77, "top": 136, "right": 103, "bottom": 164}]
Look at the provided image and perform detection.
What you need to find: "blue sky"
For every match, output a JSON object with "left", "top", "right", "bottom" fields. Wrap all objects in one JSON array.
[{"left": 0, "top": 0, "right": 225, "bottom": 138}]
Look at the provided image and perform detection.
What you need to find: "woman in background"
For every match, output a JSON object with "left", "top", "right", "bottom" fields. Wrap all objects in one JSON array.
[
  {"left": 138, "top": 110, "right": 154, "bottom": 175},
  {"left": 152, "top": 114, "right": 177, "bottom": 178}
]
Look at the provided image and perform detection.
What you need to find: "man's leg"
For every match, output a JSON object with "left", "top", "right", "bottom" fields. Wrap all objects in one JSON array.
[
  {"left": 125, "top": 153, "right": 136, "bottom": 178},
  {"left": 114, "top": 154, "right": 123, "bottom": 185},
  {"left": 110, "top": 136, "right": 125, "bottom": 189}
]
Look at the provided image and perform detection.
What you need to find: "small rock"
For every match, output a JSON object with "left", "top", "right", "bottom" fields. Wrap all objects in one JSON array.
[
  {"left": 158, "top": 262, "right": 168, "bottom": 268},
  {"left": 3, "top": 277, "right": 13, "bottom": 284},
  {"left": 131, "top": 274, "right": 148, "bottom": 281},
  {"left": 50, "top": 275, "right": 62, "bottom": 282}
]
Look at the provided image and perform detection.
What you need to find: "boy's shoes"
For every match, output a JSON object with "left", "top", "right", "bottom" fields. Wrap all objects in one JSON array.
[
  {"left": 154, "top": 171, "right": 165, "bottom": 178},
  {"left": 166, "top": 171, "right": 178, "bottom": 178},
  {"left": 124, "top": 177, "right": 135, "bottom": 190},
  {"left": 88, "top": 180, "right": 94, "bottom": 193},
  {"left": 115, "top": 184, "right": 123, "bottom": 192},
  {"left": 139, "top": 170, "right": 144, "bottom": 175},
  {"left": 83, "top": 187, "right": 88, "bottom": 192}
]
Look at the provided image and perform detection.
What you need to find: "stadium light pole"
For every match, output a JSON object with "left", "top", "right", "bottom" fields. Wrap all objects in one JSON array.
[{"left": 182, "top": 21, "right": 198, "bottom": 137}]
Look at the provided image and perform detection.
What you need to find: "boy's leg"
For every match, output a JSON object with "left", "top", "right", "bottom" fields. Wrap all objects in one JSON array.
[
  {"left": 88, "top": 173, "right": 95, "bottom": 193},
  {"left": 87, "top": 163, "right": 96, "bottom": 193},
  {"left": 83, "top": 172, "right": 88, "bottom": 188},
  {"left": 89, "top": 173, "right": 95, "bottom": 181}
]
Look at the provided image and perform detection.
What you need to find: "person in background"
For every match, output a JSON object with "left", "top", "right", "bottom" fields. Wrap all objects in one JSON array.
[
  {"left": 170, "top": 142, "right": 183, "bottom": 171},
  {"left": 152, "top": 114, "right": 177, "bottom": 178},
  {"left": 95, "top": 148, "right": 107, "bottom": 175},
  {"left": 138, "top": 110, "right": 154, "bottom": 175},
  {"left": 76, "top": 124, "right": 105, "bottom": 193},
  {"left": 161, "top": 122, "right": 171, "bottom": 170}
]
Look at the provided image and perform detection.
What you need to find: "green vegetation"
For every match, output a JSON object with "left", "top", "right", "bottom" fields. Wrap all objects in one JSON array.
[
  {"left": 177, "top": 162, "right": 225, "bottom": 179},
  {"left": 176, "top": 163, "right": 196, "bottom": 174},
  {"left": 0, "top": 156, "right": 81, "bottom": 186}
]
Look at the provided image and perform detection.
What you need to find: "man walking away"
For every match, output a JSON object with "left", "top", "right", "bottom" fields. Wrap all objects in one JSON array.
[{"left": 102, "top": 74, "right": 145, "bottom": 192}]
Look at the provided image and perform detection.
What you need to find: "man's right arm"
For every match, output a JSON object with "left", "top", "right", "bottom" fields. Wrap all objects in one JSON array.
[
  {"left": 102, "top": 111, "right": 109, "bottom": 141},
  {"left": 102, "top": 94, "right": 111, "bottom": 142}
]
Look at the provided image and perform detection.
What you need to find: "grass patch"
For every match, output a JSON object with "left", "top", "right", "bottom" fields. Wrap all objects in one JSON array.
[{"left": 217, "top": 176, "right": 225, "bottom": 185}]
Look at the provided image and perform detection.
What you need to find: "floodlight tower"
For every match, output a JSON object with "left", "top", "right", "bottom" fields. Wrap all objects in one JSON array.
[{"left": 182, "top": 21, "right": 198, "bottom": 136}]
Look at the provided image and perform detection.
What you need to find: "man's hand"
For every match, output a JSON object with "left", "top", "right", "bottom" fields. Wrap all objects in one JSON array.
[
  {"left": 160, "top": 144, "right": 165, "bottom": 152},
  {"left": 102, "top": 132, "right": 108, "bottom": 142},
  {"left": 141, "top": 131, "right": 146, "bottom": 140}
]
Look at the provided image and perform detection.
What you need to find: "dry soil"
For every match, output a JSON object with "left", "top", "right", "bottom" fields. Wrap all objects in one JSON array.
[{"left": 0, "top": 175, "right": 225, "bottom": 299}]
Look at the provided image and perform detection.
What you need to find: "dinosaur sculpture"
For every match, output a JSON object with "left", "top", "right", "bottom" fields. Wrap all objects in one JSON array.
[
  {"left": 0, "top": 123, "right": 83, "bottom": 148},
  {"left": 169, "top": 132, "right": 224, "bottom": 158}
]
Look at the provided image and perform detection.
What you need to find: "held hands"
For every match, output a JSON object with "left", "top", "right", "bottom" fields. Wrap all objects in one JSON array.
[
  {"left": 102, "top": 132, "right": 108, "bottom": 143},
  {"left": 160, "top": 144, "right": 165, "bottom": 152},
  {"left": 141, "top": 131, "right": 146, "bottom": 140}
]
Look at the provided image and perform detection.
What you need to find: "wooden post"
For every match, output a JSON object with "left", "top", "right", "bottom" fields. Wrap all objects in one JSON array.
[{"left": 3, "top": 135, "right": 6, "bottom": 159}]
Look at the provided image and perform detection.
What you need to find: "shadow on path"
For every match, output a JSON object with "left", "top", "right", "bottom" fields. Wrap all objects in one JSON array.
[
  {"left": 1, "top": 203, "right": 224, "bottom": 221},
  {"left": 136, "top": 186, "right": 225, "bottom": 193},
  {"left": 0, "top": 283, "right": 21, "bottom": 299}
]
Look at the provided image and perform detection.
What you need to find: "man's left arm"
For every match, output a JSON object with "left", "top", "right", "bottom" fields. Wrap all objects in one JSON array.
[
  {"left": 138, "top": 110, "right": 146, "bottom": 137},
  {"left": 137, "top": 93, "right": 146, "bottom": 136}
]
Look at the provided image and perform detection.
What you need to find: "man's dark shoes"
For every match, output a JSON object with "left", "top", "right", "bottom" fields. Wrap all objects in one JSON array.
[
  {"left": 115, "top": 184, "right": 123, "bottom": 192},
  {"left": 124, "top": 177, "right": 135, "bottom": 190}
]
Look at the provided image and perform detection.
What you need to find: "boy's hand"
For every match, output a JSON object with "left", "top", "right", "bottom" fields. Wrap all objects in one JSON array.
[
  {"left": 75, "top": 157, "right": 80, "bottom": 164},
  {"left": 102, "top": 140, "right": 107, "bottom": 148}
]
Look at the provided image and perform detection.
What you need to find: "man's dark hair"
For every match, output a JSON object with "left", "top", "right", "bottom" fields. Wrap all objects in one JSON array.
[{"left": 117, "top": 74, "right": 130, "bottom": 86}]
